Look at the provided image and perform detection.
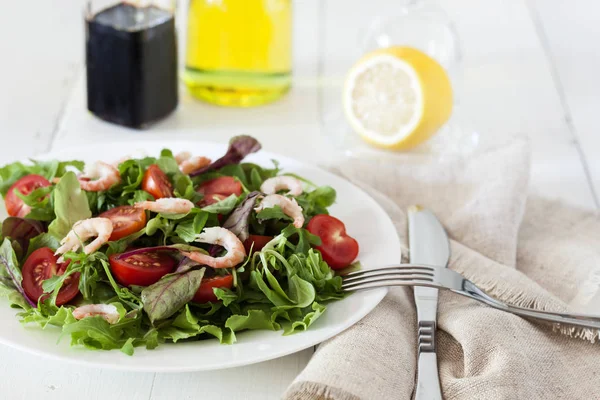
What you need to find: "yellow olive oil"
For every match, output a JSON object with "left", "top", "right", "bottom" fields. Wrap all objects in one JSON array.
[{"left": 183, "top": 0, "right": 292, "bottom": 107}]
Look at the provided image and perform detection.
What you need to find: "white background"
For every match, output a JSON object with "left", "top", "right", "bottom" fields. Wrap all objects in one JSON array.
[{"left": 1, "top": 0, "right": 599, "bottom": 398}]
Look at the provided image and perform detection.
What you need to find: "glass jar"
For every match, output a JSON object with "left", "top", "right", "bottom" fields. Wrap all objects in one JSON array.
[
  {"left": 183, "top": 0, "right": 292, "bottom": 107},
  {"left": 85, "top": 0, "right": 178, "bottom": 128}
]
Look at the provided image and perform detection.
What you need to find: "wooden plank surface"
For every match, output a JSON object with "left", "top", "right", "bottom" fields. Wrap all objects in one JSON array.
[
  {"left": 0, "top": 0, "right": 85, "bottom": 162},
  {"left": 528, "top": 0, "right": 600, "bottom": 207}
]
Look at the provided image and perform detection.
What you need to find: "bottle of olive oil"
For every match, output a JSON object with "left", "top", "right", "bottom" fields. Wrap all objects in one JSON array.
[{"left": 183, "top": 0, "right": 292, "bottom": 107}]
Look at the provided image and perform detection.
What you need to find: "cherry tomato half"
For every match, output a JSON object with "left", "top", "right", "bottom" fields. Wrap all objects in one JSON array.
[
  {"left": 198, "top": 193, "right": 227, "bottom": 207},
  {"left": 5, "top": 174, "right": 51, "bottom": 217},
  {"left": 243, "top": 234, "right": 273, "bottom": 253},
  {"left": 192, "top": 274, "right": 234, "bottom": 303},
  {"left": 109, "top": 251, "right": 176, "bottom": 287},
  {"left": 306, "top": 214, "right": 359, "bottom": 270},
  {"left": 99, "top": 205, "right": 147, "bottom": 241},
  {"left": 197, "top": 177, "right": 242, "bottom": 198},
  {"left": 22, "top": 247, "right": 80, "bottom": 306},
  {"left": 142, "top": 164, "right": 173, "bottom": 199}
]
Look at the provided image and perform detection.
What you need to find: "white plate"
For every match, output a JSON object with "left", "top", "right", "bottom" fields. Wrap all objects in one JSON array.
[{"left": 0, "top": 140, "right": 400, "bottom": 372}]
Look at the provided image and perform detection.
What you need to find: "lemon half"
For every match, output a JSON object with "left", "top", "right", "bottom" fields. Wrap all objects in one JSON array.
[{"left": 343, "top": 46, "right": 453, "bottom": 150}]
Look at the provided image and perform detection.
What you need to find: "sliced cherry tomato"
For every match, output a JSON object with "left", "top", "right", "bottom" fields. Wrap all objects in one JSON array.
[
  {"left": 109, "top": 251, "right": 176, "bottom": 286},
  {"left": 99, "top": 205, "right": 147, "bottom": 241},
  {"left": 192, "top": 274, "right": 234, "bottom": 303},
  {"left": 306, "top": 214, "right": 359, "bottom": 270},
  {"left": 198, "top": 193, "right": 227, "bottom": 207},
  {"left": 197, "top": 177, "right": 242, "bottom": 197},
  {"left": 5, "top": 174, "right": 51, "bottom": 217},
  {"left": 22, "top": 247, "right": 80, "bottom": 306},
  {"left": 142, "top": 164, "right": 173, "bottom": 199},
  {"left": 243, "top": 234, "right": 273, "bottom": 253}
]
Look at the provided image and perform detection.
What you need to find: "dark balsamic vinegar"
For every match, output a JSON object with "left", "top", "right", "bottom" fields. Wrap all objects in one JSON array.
[{"left": 86, "top": 3, "right": 178, "bottom": 128}]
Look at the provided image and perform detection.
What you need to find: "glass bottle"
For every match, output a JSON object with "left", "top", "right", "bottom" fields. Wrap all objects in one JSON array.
[
  {"left": 183, "top": 0, "right": 292, "bottom": 107},
  {"left": 85, "top": 0, "right": 178, "bottom": 128}
]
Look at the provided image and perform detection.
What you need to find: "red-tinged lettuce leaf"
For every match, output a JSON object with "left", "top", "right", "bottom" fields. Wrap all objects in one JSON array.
[
  {"left": 222, "top": 191, "right": 262, "bottom": 242},
  {"left": 141, "top": 267, "right": 206, "bottom": 322},
  {"left": 0, "top": 238, "right": 36, "bottom": 307},
  {"left": 1, "top": 217, "right": 45, "bottom": 258},
  {"left": 190, "top": 136, "right": 261, "bottom": 176}
]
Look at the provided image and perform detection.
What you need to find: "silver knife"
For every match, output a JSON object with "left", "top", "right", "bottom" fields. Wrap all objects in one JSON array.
[{"left": 409, "top": 206, "right": 450, "bottom": 400}]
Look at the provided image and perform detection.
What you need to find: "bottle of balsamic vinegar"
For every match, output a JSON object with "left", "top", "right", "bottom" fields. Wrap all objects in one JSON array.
[{"left": 85, "top": 1, "right": 178, "bottom": 129}]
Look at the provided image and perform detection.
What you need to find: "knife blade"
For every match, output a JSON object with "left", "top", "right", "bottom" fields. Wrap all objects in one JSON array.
[{"left": 409, "top": 206, "right": 450, "bottom": 400}]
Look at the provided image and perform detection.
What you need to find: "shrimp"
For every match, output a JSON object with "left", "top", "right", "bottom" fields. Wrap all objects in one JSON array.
[
  {"left": 181, "top": 227, "right": 246, "bottom": 269},
  {"left": 260, "top": 176, "right": 303, "bottom": 196},
  {"left": 175, "top": 151, "right": 211, "bottom": 174},
  {"left": 175, "top": 151, "right": 192, "bottom": 164},
  {"left": 134, "top": 198, "right": 194, "bottom": 215},
  {"left": 78, "top": 161, "right": 121, "bottom": 191},
  {"left": 72, "top": 304, "right": 120, "bottom": 324},
  {"left": 55, "top": 217, "right": 113, "bottom": 262},
  {"left": 255, "top": 194, "right": 305, "bottom": 228},
  {"left": 179, "top": 156, "right": 211, "bottom": 175}
]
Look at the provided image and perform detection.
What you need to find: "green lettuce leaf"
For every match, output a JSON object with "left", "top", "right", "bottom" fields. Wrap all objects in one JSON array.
[
  {"left": 48, "top": 172, "right": 91, "bottom": 239},
  {"left": 158, "top": 305, "right": 235, "bottom": 344},
  {"left": 201, "top": 194, "right": 239, "bottom": 214},
  {"left": 0, "top": 159, "right": 83, "bottom": 196},
  {"left": 174, "top": 212, "right": 209, "bottom": 242}
]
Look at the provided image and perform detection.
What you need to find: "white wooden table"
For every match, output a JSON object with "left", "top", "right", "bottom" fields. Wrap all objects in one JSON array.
[{"left": 1, "top": 0, "right": 599, "bottom": 398}]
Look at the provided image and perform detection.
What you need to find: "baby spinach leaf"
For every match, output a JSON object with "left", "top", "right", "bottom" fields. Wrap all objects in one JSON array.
[
  {"left": 201, "top": 194, "right": 238, "bottom": 214},
  {"left": 256, "top": 206, "right": 292, "bottom": 223},
  {"left": 48, "top": 172, "right": 91, "bottom": 239},
  {"left": 174, "top": 212, "right": 208, "bottom": 242},
  {"left": 25, "top": 233, "right": 61, "bottom": 259},
  {"left": 296, "top": 186, "right": 337, "bottom": 217}
]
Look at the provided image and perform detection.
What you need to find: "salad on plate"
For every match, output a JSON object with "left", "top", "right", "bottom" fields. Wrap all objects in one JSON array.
[{"left": 0, "top": 136, "right": 360, "bottom": 355}]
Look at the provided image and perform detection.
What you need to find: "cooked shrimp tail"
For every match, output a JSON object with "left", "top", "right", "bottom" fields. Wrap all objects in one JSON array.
[
  {"left": 254, "top": 194, "right": 305, "bottom": 228},
  {"left": 79, "top": 161, "right": 121, "bottom": 192},
  {"left": 181, "top": 227, "right": 246, "bottom": 269},
  {"left": 179, "top": 156, "right": 211, "bottom": 175},
  {"left": 135, "top": 198, "right": 194, "bottom": 215},
  {"left": 55, "top": 217, "right": 113, "bottom": 262},
  {"left": 72, "top": 304, "right": 120, "bottom": 324},
  {"left": 260, "top": 176, "right": 303, "bottom": 196},
  {"left": 175, "top": 151, "right": 192, "bottom": 164}
]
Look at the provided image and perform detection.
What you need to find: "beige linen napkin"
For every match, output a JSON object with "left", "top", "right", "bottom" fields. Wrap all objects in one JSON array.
[{"left": 285, "top": 138, "right": 600, "bottom": 400}]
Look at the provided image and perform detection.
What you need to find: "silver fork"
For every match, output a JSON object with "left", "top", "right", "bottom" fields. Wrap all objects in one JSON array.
[{"left": 342, "top": 264, "right": 600, "bottom": 330}]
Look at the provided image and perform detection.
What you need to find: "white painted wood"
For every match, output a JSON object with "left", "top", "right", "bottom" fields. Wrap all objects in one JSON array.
[
  {"left": 0, "top": 346, "right": 154, "bottom": 400},
  {"left": 149, "top": 351, "right": 313, "bottom": 400},
  {"left": 1, "top": 0, "right": 599, "bottom": 399},
  {"left": 528, "top": 0, "right": 600, "bottom": 207},
  {"left": 0, "top": 0, "right": 85, "bottom": 162}
]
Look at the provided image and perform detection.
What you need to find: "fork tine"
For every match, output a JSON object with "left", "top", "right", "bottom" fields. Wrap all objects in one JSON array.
[
  {"left": 342, "top": 278, "right": 437, "bottom": 292},
  {"left": 343, "top": 264, "right": 435, "bottom": 278},
  {"left": 342, "top": 273, "right": 435, "bottom": 291},
  {"left": 342, "top": 269, "right": 434, "bottom": 284}
]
